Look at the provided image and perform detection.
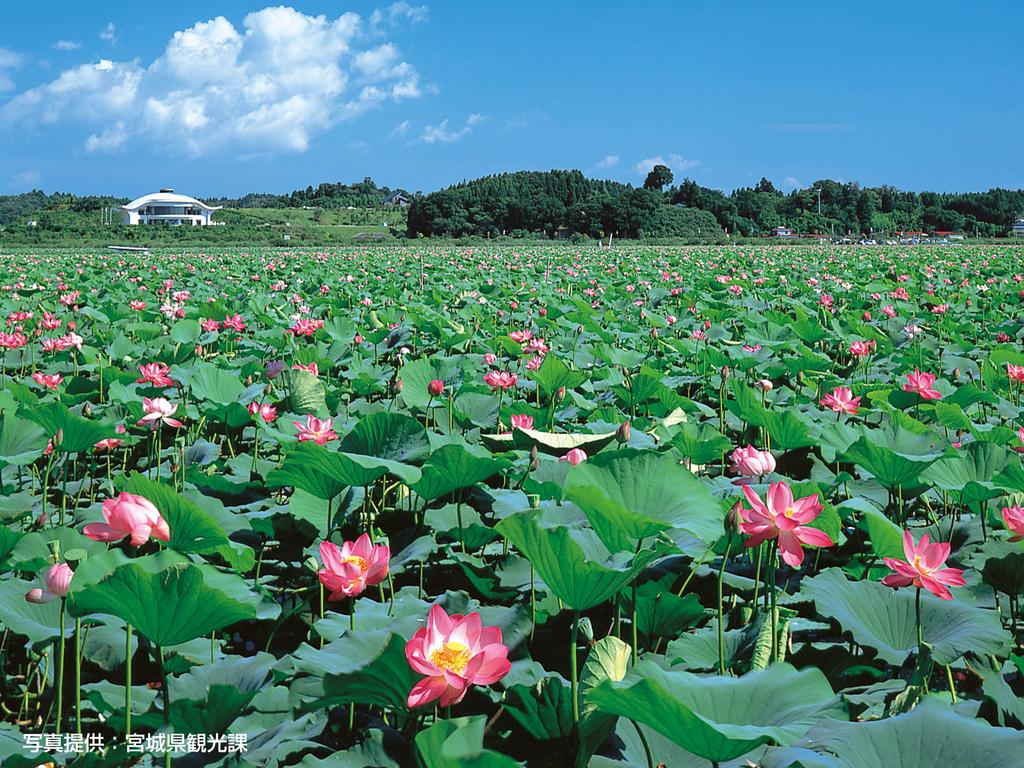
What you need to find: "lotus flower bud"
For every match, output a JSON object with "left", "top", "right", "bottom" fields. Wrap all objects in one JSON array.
[
  {"left": 755, "top": 379, "right": 773, "bottom": 392},
  {"left": 392, "top": 378, "right": 404, "bottom": 395},
  {"left": 649, "top": 327, "right": 659, "bottom": 339},
  {"left": 82, "top": 402, "right": 92, "bottom": 417},
  {"left": 727, "top": 500, "right": 744, "bottom": 533},
  {"left": 52, "top": 428, "right": 64, "bottom": 448},
  {"left": 529, "top": 445, "right": 539, "bottom": 462},
  {"left": 616, "top": 421, "right": 631, "bottom": 444},
  {"left": 576, "top": 324, "right": 584, "bottom": 335},
  {"left": 555, "top": 386, "right": 566, "bottom": 402},
  {"left": 427, "top": 379, "right": 445, "bottom": 397},
  {"left": 721, "top": 366, "right": 730, "bottom": 380}
]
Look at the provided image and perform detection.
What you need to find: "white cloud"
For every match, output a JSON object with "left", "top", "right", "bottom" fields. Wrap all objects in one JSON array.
[
  {"left": 781, "top": 176, "right": 803, "bottom": 190},
  {"left": 596, "top": 154, "right": 619, "bottom": 169},
  {"left": 370, "top": 2, "right": 429, "bottom": 31},
  {"left": 0, "top": 6, "right": 425, "bottom": 157},
  {"left": 0, "top": 48, "right": 22, "bottom": 92},
  {"left": 391, "top": 119, "right": 411, "bottom": 137},
  {"left": 11, "top": 169, "right": 41, "bottom": 188},
  {"left": 100, "top": 22, "right": 117, "bottom": 43},
  {"left": 421, "top": 112, "right": 485, "bottom": 144},
  {"left": 53, "top": 40, "right": 82, "bottom": 51},
  {"left": 634, "top": 153, "right": 701, "bottom": 176}
]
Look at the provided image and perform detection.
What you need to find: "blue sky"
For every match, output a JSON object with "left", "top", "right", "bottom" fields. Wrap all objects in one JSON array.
[{"left": 0, "top": 0, "right": 1021, "bottom": 197}]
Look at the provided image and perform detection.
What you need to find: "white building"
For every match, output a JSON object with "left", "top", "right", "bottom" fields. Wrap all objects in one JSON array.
[
  {"left": 1013, "top": 216, "right": 1024, "bottom": 238},
  {"left": 121, "top": 189, "right": 221, "bottom": 226}
]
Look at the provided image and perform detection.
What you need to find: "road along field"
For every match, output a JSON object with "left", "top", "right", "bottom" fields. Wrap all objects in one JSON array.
[{"left": 1, "top": 244, "right": 1023, "bottom": 766}]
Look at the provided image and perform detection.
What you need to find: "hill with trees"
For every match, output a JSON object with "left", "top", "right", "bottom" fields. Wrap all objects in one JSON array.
[{"left": 2, "top": 169, "right": 1023, "bottom": 242}]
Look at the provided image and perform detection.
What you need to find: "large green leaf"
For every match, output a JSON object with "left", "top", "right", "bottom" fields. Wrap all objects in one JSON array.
[
  {"left": 411, "top": 444, "right": 509, "bottom": 502},
  {"left": 840, "top": 435, "right": 941, "bottom": 491},
  {"left": 292, "top": 630, "right": 419, "bottom": 712},
  {"left": 577, "top": 635, "right": 631, "bottom": 767},
  {"left": 920, "top": 441, "right": 1010, "bottom": 508},
  {"left": 503, "top": 677, "right": 574, "bottom": 741},
  {"left": 21, "top": 402, "right": 119, "bottom": 454},
  {"left": 531, "top": 355, "right": 587, "bottom": 398},
  {"left": 801, "top": 568, "right": 1011, "bottom": 665},
  {"left": 496, "top": 511, "right": 666, "bottom": 610},
  {"left": 0, "top": 576, "right": 71, "bottom": 643},
  {"left": 588, "top": 662, "right": 844, "bottom": 763},
  {"left": 767, "top": 698, "right": 1024, "bottom": 768},
  {"left": 267, "top": 441, "right": 421, "bottom": 498},
  {"left": 0, "top": 412, "right": 48, "bottom": 466},
  {"left": 187, "top": 362, "right": 244, "bottom": 405},
  {"left": 416, "top": 716, "right": 521, "bottom": 768},
  {"left": 563, "top": 449, "right": 724, "bottom": 551},
  {"left": 288, "top": 368, "right": 327, "bottom": 415},
  {"left": 339, "top": 412, "right": 430, "bottom": 464},
  {"left": 67, "top": 550, "right": 257, "bottom": 646}
]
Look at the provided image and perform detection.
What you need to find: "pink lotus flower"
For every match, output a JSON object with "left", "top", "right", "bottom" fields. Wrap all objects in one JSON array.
[
  {"left": 94, "top": 438, "right": 124, "bottom": 451},
  {"left": 405, "top": 604, "right": 511, "bottom": 708},
  {"left": 84, "top": 492, "right": 170, "bottom": 546},
  {"left": 849, "top": 340, "right": 875, "bottom": 358},
  {"left": 130, "top": 300, "right": 146, "bottom": 311},
  {"left": 25, "top": 563, "right": 74, "bottom": 604},
  {"left": 510, "top": 414, "right": 534, "bottom": 430},
  {"left": 427, "top": 379, "right": 445, "bottom": 397},
  {"left": 739, "top": 482, "right": 834, "bottom": 567},
  {"left": 509, "top": 329, "right": 532, "bottom": 343},
  {"left": 882, "top": 529, "right": 966, "bottom": 600},
  {"left": 294, "top": 414, "right": 337, "bottom": 444},
  {"left": 137, "top": 397, "right": 183, "bottom": 429},
  {"left": 1008, "top": 364, "right": 1024, "bottom": 383},
  {"left": 248, "top": 401, "right": 278, "bottom": 422},
  {"left": 903, "top": 369, "right": 942, "bottom": 400},
  {"left": 318, "top": 534, "right": 390, "bottom": 600},
  {"left": 1001, "top": 505, "right": 1024, "bottom": 541},
  {"left": 559, "top": 448, "right": 587, "bottom": 465},
  {"left": 136, "top": 362, "right": 174, "bottom": 388},
  {"left": 31, "top": 372, "right": 63, "bottom": 390},
  {"left": 484, "top": 371, "right": 518, "bottom": 391},
  {"left": 821, "top": 386, "right": 861, "bottom": 415},
  {"left": 483, "top": 352, "right": 497, "bottom": 365},
  {"left": 201, "top": 319, "right": 221, "bottom": 332},
  {"left": 222, "top": 314, "right": 246, "bottom": 332},
  {"left": 731, "top": 445, "right": 776, "bottom": 477}
]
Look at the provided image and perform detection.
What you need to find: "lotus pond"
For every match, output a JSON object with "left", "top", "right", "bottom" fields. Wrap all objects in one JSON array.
[{"left": 1, "top": 244, "right": 1024, "bottom": 767}]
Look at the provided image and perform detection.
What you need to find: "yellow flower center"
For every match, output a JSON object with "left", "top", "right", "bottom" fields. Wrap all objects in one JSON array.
[
  {"left": 784, "top": 506, "right": 795, "bottom": 519},
  {"left": 912, "top": 555, "right": 932, "bottom": 574},
  {"left": 342, "top": 555, "right": 368, "bottom": 573},
  {"left": 429, "top": 641, "right": 472, "bottom": 675}
]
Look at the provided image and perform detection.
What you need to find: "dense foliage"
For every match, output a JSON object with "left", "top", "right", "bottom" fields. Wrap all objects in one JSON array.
[
  {"left": 407, "top": 171, "right": 1024, "bottom": 239},
  {"left": 2, "top": 244, "right": 1024, "bottom": 766},
  {"left": 406, "top": 170, "right": 722, "bottom": 240}
]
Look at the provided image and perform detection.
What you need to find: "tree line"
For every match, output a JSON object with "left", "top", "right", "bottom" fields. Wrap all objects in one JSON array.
[{"left": 3, "top": 169, "right": 1023, "bottom": 237}]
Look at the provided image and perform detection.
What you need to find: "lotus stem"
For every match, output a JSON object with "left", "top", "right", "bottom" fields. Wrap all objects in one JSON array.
[
  {"left": 718, "top": 539, "right": 732, "bottom": 675},
  {"left": 124, "top": 623, "right": 132, "bottom": 738},
  {"left": 915, "top": 587, "right": 924, "bottom": 651},
  {"left": 630, "top": 718, "right": 654, "bottom": 768},
  {"left": 157, "top": 645, "right": 171, "bottom": 768},
  {"left": 946, "top": 664, "right": 957, "bottom": 703},
  {"left": 75, "top": 616, "right": 81, "bottom": 734},
  {"left": 55, "top": 597, "right": 65, "bottom": 734},
  {"left": 569, "top": 610, "right": 580, "bottom": 722}
]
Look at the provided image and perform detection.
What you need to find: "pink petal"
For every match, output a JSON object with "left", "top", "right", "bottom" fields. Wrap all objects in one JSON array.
[
  {"left": 795, "top": 526, "right": 834, "bottom": 549},
  {"left": 777, "top": 530, "right": 805, "bottom": 567},
  {"left": 407, "top": 676, "right": 448, "bottom": 708},
  {"left": 83, "top": 523, "right": 126, "bottom": 542}
]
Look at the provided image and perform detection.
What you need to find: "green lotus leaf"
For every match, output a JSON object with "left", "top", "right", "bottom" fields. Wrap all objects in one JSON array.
[
  {"left": 563, "top": 448, "right": 724, "bottom": 551},
  {"left": 801, "top": 568, "right": 1011, "bottom": 665},
  {"left": 67, "top": 550, "right": 257, "bottom": 646},
  {"left": 496, "top": 510, "right": 666, "bottom": 610},
  {"left": 588, "top": 661, "right": 844, "bottom": 763}
]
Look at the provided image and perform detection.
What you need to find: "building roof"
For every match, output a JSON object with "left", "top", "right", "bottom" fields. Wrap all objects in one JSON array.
[{"left": 122, "top": 191, "right": 221, "bottom": 212}]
